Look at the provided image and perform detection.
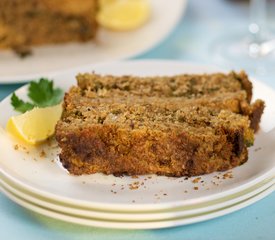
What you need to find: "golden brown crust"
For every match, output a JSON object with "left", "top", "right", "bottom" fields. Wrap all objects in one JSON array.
[
  {"left": 248, "top": 100, "right": 265, "bottom": 132},
  {"left": 234, "top": 71, "right": 253, "bottom": 102}
]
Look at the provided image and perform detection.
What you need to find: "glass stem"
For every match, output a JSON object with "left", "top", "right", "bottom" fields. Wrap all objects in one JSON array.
[{"left": 249, "top": 0, "right": 267, "bottom": 44}]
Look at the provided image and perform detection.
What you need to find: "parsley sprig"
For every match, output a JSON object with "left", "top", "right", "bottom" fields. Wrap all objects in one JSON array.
[{"left": 11, "top": 78, "right": 63, "bottom": 113}]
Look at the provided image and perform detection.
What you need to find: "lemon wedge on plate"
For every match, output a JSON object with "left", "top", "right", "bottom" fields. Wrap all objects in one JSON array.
[
  {"left": 97, "top": 0, "right": 150, "bottom": 31},
  {"left": 6, "top": 104, "right": 62, "bottom": 145},
  {"left": 99, "top": 0, "right": 116, "bottom": 7}
]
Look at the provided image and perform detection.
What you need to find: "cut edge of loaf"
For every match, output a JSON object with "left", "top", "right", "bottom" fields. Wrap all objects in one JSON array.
[
  {"left": 56, "top": 102, "right": 258, "bottom": 177},
  {"left": 76, "top": 71, "right": 253, "bottom": 101},
  {"left": 70, "top": 71, "right": 264, "bottom": 133}
]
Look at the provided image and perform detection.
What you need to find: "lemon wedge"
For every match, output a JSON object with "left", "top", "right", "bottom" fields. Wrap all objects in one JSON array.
[
  {"left": 97, "top": 0, "right": 150, "bottom": 31},
  {"left": 99, "top": 0, "right": 116, "bottom": 8},
  {"left": 6, "top": 104, "right": 62, "bottom": 145}
]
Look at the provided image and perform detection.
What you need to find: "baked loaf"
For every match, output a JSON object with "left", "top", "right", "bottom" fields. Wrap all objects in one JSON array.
[
  {"left": 55, "top": 72, "right": 265, "bottom": 177},
  {"left": 0, "top": 0, "right": 97, "bottom": 52}
]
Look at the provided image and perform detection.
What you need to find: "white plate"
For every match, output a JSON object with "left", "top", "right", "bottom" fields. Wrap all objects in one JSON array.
[
  {"left": 0, "top": 60, "right": 275, "bottom": 212},
  {"left": 0, "top": 0, "right": 187, "bottom": 83},
  {"left": 1, "top": 183, "right": 274, "bottom": 229},
  {"left": 1, "top": 173, "right": 274, "bottom": 221}
]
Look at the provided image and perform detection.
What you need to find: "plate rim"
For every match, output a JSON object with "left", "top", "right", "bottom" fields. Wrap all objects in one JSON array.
[
  {"left": 1, "top": 182, "right": 274, "bottom": 230},
  {"left": 0, "top": 173, "right": 274, "bottom": 221},
  {"left": 1, "top": 166, "right": 274, "bottom": 211}
]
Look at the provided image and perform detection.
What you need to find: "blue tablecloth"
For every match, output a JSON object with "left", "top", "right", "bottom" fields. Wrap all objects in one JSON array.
[{"left": 1, "top": 0, "right": 274, "bottom": 239}]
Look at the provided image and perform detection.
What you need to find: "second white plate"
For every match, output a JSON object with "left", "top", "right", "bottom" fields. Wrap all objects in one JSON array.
[
  {"left": 1, "top": 173, "right": 274, "bottom": 221},
  {"left": 1, "top": 182, "right": 274, "bottom": 229}
]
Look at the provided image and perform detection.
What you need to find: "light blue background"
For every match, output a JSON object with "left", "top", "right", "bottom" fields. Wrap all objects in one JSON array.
[{"left": 1, "top": 0, "right": 274, "bottom": 239}]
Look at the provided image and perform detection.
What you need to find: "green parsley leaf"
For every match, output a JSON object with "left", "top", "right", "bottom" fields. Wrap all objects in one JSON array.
[
  {"left": 28, "top": 78, "right": 63, "bottom": 107},
  {"left": 10, "top": 78, "right": 63, "bottom": 113},
  {"left": 11, "top": 93, "right": 34, "bottom": 113}
]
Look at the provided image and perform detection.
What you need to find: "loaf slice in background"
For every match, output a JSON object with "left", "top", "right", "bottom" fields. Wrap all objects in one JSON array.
[{"left": 0, "top": 0, "right": 97, "bottom": 51}]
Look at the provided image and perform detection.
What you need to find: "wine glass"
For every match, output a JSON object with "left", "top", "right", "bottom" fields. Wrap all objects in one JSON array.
[{"left": 211, "top": 0, "right": 275, "bottom": 74}]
